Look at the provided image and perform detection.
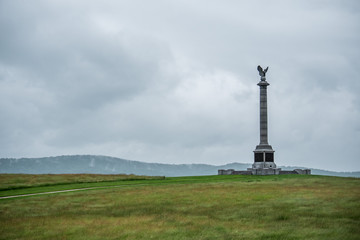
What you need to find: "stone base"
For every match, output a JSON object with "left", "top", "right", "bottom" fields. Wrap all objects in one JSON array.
[
  {"left": 218, "top": 168, "right": 311, "bottom": 175},
  {"left": 252, "top": 161, "right": 277, "bottom": 169},
  {"left": 248, "top": 161, "right": 281, "bottom": 175},
  {"left": 248, "top": 167, "right": 281, "bottom": 175},
  {"left": 279, "top": 169, "right": 311, "bottom": 175}
]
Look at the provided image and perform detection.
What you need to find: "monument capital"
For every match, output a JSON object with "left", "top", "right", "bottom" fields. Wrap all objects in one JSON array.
[{"left": 257, "top": 81, "right": 270, "bottom": 87}]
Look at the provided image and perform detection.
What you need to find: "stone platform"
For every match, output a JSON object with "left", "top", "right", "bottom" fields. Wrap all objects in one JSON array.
[{"left": 218, "top": 168, "right": 311, "bottom": 175}]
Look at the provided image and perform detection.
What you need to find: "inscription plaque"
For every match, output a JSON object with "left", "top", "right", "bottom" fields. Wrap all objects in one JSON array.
[
  {"left": 255, "top": 153, "right": 263, "bottom": 162},
  {"left": 265, "top": 153, "right": 274, "bottom": 162}
]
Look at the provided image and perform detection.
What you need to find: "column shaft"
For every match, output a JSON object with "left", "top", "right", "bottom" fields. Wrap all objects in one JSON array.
[{"left": 259, "top": 85, "right": 268, "bottom": 145}]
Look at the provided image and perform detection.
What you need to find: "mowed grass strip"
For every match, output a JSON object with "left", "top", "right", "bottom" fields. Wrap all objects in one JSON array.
[
  {"left": 0, "top": 174, "right": 165, "bottom": 190},
  {"left": 0, "top": 174, "right": 166, "bottom": 197},
  {"left": 0, "top": 175, "right": 359, "bottom": 240}
]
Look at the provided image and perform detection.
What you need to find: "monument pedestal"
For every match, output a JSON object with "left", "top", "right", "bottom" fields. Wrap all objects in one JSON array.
[{"left": 249, "top": 144, "right": 281, "bottom": 175}]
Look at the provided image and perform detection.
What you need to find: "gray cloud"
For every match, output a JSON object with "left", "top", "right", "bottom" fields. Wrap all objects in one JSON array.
[{"left": 0, "top": 0, "right": 359, "bottom": 171}]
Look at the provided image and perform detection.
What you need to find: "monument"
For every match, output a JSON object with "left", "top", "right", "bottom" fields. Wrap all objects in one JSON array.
[
  {"left": 249, "top": 66, "right": 280, "bottom": 175},
  {"left": 218, "top": 66, "right": 311, "bottom": 175}
]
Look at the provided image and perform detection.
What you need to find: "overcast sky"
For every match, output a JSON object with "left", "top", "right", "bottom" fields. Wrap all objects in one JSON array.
[{"left": 0, "top": 0, "right": 359, "bottom": 171}]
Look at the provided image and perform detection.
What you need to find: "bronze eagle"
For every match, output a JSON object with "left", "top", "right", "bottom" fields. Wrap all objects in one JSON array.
[{"left": 257, "top": 65, "right": 269, "bottom": 77}]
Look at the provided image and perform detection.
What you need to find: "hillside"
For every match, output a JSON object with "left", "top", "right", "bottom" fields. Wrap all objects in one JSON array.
[{"left": 0, "top": 155, "right": 359, "bottom": 177}]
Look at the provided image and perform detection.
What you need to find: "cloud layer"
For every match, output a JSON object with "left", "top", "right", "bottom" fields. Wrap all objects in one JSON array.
[{"left": 0, "top": 0, "right": 359, "bottom": 171}]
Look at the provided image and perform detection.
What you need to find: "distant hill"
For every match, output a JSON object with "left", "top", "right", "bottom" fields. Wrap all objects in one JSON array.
[{"left": 0, "top": 155, "right": 359, "bottom": 177}]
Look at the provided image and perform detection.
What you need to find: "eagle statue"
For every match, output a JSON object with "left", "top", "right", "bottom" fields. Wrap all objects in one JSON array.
[{"left": 257, "top": 65, "right": 269, "bottom": 78}]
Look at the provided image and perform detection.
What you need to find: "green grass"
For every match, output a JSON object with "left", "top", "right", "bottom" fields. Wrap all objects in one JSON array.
[
  {"left": 0, "top": 174, "right": 278, "bottom": 197},
  {"left": 0, "top": 174, "right": 166, "bottom": 197},
  {"left": 0, "top": 174, "right": 359, "bottom": 239},
  {"left": 0, "top": 173, "right": 165, "bottom": 190}
]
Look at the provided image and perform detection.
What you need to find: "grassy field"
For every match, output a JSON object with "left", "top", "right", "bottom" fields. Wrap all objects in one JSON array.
[{"left": 0, "top": 174, "right": 359, "bottom": 240}]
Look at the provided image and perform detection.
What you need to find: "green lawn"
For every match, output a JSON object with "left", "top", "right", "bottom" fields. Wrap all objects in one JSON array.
[
  {"left": 0, "top": 174, "right": 165, "bottom": 190},
  {"left": 0, "top": 174, "right": 359, "bottom": 239}
]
